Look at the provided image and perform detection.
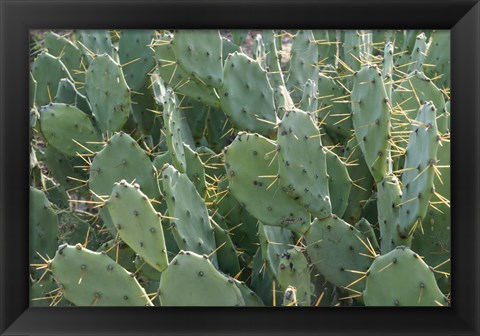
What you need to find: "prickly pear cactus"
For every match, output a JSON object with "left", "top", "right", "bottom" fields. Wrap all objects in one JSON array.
[
  {"left": 106, "top": 180, "right": 169, "bottom": 271},
  {"left": 29, "top": 29, "right": 450, "bottom": 307},
  {"left": 158, "top": 251, "right": 244, "bottom": 306},
  {"left": 50, "top": 244, "right": 153, "bottom": 306},
  {"left": 363, "top": 247, "right": 447, "bottom": 306}
]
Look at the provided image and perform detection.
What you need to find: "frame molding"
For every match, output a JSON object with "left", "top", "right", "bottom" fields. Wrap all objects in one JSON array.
[{"left": 1, "top": 0, "right": 479, "bottom": 335}]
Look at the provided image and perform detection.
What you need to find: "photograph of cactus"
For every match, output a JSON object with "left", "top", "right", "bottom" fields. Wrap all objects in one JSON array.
[{"left": 29, "top": 29, "right": 450, "bottom": 307}]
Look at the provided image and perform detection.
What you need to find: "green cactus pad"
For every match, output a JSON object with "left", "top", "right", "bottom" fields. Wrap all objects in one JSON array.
[
  {"left": 58, "top": 211, "right": 91, "bottom": 246},
  {"left": 351, "top": 65, "right": 392, "bottom": 182},
  {"left": 44, "top": 31, "right": 85, "bottom": 86},
  {"left": 88, "top": 132, "right": 159, "bottom": 200},
  {"left": 398, "top": 102, "right": 440, "bottom": 238},
  {"left": 342, "top": 30, "right": 361, "bottom": 73},
  {"left": 161, "top": 164, "right": 218, "bottom": 266},
  {"left": 305, "top": 215, "right": 374, "bottom": 292},
  {"left": 29, "top": 187, "right": 59, "bottom": 276},
  {"left": 162, "top": 89, "right": 187, "bottom": 172},
  {"left": 153, "top": 152, "right": 172, "bottom": 171},
  {"left": 274, "top": 85, "right": 295, "bottom": 117},
  {"left": 29, "top": 72, "right": 37, "bottom": 112},
  {"left": 250, "top": 248, "right": 279, "bottom": 306},
  {"left": 376, "top": 174, "right": 411, "bottom": 253},
  {"left": 221, "top": 37, "right": 242, "bottom": 62},
  {"left": 224, "top": 132, "right": 310, "bottom": 234},
  {"left": 317, "top": 73, "right": 353, "bottom": 142},
  {"left": 54, "top": 78, "right": 92, "bottom": 115},
  {"left": 32, "top": 52, "right": 73, "bottom": 107},
  {"left": 219, "top": 52, "right": 278, "bottom": 137},
  {"left": 325, "top": 149, "right": 352, "bottom": 218},
  {"left": 395, "top": 30, "right": 422, "bottom": 68},
  {"left": 360, "top": 192, "right": 378, "bottom": 227},
  {"left": 39, "top": 103, "right": 101, "bottom": 157},
  {"left": 205, "top": 106, "right": 234, "bottom": 153},
  {"left": 214, "top": 179, "right": 259, "bottom": 257},
  {"left": 412, "top": 136, "right": 450, "bottom": 276},
  {"left": 253, "top": 34, "right": 266, "bottom": 68},
  {"left": 263, "top": 30, "right": 285, "bottom": 89},
  {"left": 278, "top": 247, "right": 312, "bottom": 306},
  {"left": 97, "top": 239, "right": 137, "bottom": 273},
  {"left": 286, "top": 30, "right": 319, "bottom": 103},
  {"left": 44, "top": 176, "right": 70, "bottom": 209},
  {"left": 159, "top": 250, "right": 244, "bottom": 306},
  {"left": 76, "top": 30, "right": 115, "bottom": 63},
  {"left": 354, "top": 218, "right": 379, "bottom": 251},
  {"left": 342, "top": 137, "right": 374, "bottom": 224},
  {"left": 211, "top": 215, "right": 241, "bottom": 276},
  {"left": 407, "top": 33, "right": 427, "bottom": 73},
  {"left": 85, "top": 54, "right": 131, "bottom": 133},
  {"left": 30, "top": 275, "right": 69, "bottom": 307},
  {"left": 313, "top": 30, "right": 337, "bottom": 65},
  {"left": 392, "top": 70, "right": 447, "bottom": 134},
  {"left": 234, "top": 280, "right": 265, "bottom": 306},
  {"left": 363, "top": 246, "right": 446, "bottom": 306},
  {"left": 134, "top": 255, "right": 162, "bottom": 281},
  {"left": 263, "top": 31, "right": 293, "bottom": 115},
  {"left": 382, "top": 42, "right": 395, "bottom": 100},
  {"left": 258, "top": 223, "right": 294, "bottom": 279},
  {"left": 277, "top": 108, "right": 332, "bottom": 219},
  {"left": 130, "top": 83, "right": 158, "bottom": 136},
  {"left": 358, "top": 30, "right": 373, "bottom": 64},
  {"left": 183, "top": 144, "right": 207, "bottom": 197},
  {"left": 118, "top": 30, "right": 156, "bottom": 91},
  {"left": 425, "top": 31, "right": 450, "bottom": 88},
  {"left": 106, "top": 180, "right": 169, "bottom": 272},
  {"left": 300, "top": 79, "right": 318, "bottom": 114},
  {"left": 44, "top": 145, "right": 89, "bottom": 195},
  {"left": 183, "top": 97, "right": 209, "bottom": 145},
  {"left": 152, "top": 34, "right": 220, "bottom": 108},
  {"left": 50, "top": 244, "right": 152, "bottom": 306},
  {"left": 172, "top": 30, "right": 223, "bottom": 88}
]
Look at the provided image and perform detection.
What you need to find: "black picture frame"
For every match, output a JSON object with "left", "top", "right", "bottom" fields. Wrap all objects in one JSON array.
[{"left": 1, "top": 0, "right": 479, "bottom": 335}]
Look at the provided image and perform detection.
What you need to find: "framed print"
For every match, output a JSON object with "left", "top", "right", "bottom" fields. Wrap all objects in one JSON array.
[{"left": 1, "top": 0, "right": 479, "bottom": 335}]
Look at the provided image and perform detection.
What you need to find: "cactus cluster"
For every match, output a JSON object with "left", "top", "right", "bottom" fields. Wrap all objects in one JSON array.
[{"left": 29, "top": 29, "right": 450, "bottom": 307}]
